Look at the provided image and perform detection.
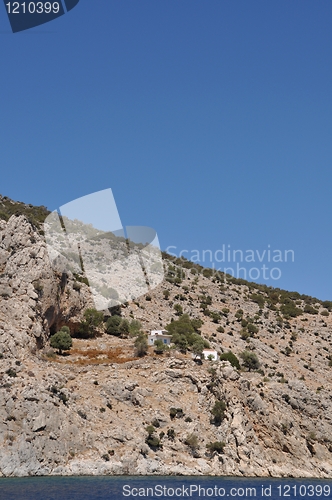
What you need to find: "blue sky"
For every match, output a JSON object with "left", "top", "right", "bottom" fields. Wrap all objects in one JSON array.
[{"left": 1, "top": 1, "right": 332, "bottom": 299}]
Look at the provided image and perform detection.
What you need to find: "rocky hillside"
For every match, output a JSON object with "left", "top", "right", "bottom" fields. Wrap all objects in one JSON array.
[{"left": 1, "top": 196, "right": 332, "bottom": 478}]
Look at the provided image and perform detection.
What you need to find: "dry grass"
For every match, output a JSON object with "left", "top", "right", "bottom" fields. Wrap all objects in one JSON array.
[{"left": 49, "top": 346, "right": 138, "bottom": 365}]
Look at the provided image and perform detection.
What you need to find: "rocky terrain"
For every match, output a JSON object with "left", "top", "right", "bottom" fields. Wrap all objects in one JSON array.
[{"left": 1, "top": 195, "right": 332, "bottom": 478}]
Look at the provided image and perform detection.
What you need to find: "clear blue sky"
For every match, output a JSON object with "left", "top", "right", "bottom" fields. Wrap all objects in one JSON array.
[{"left": 1, "top": 1, "right": 332, "bottom": 299}]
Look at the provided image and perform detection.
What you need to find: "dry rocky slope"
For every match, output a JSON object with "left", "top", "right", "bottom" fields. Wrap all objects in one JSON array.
[{"left": 1, "top": 196, "right": 332, "bottom": 478}]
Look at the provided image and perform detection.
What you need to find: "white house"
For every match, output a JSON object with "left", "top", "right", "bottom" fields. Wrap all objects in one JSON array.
[
  {"left": 148, "top": 329, "right": 172, "bottom": 346},
  {"left": 202, "top": 349, "right": 219, "bottom": 361}
]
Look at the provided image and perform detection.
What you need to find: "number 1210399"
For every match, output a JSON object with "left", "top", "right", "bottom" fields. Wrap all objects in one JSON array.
[{"left": 5, "top": 2, "right": 60, "bottom": 14}]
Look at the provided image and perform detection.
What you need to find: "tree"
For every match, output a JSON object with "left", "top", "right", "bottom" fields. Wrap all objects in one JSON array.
[
  {"left": 129, "top": 319, "right": 142, "bottom": 336},
  {"left": 240, "top": 350, "right": 260, "bottom": 371},
  {"left": 166, "top": 314, "right": 209, "bottom": 352},
  {"left": 50, "top": 327, "right": 72, "bottom": 355},
  {"left": 191, "top": 339, "right": 205, "bottom": 359},
  {"left": 118, "top": 318, "right": 130, "bottom": 338},
  {"left": 79, "top": 308, "right": 104, "bottom": 338},
  {"left": 211, "top": 400, "right": 226, "bottom": 425},
  {"left": 105, "top": 315, "right": 122, "bottom": 335},
  {"left": 134, "top": 333, "right": 148, "bottom": 357},
  {"left": 154, "top": 339, "right": 168, "bottom": 354}
]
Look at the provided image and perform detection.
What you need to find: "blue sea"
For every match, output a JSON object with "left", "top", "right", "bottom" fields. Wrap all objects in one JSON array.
[{"left": 0, "top": 476, "right": 331, "bottom": 500}]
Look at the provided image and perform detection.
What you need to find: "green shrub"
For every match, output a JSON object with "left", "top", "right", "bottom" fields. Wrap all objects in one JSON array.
[
  {"left": 280, "top": 302, "right": 302, "bottom": 318},
  {"left": 154, "top": 339, "right": 168, "bottom": 354},
  {"left": 249, "top": 294, "right": 265, "bottom": 308},
  {"left": 174, "top": 303, "right": 183, "bottom": 316},
  {"left": 206, "top": 441, "right": 225, "bottom": 454},
  {"left": 303, "top": 305, "right": 318, "bottom": 315},
  {"left": 240, "top": 329, "right": 250, "bottom": 340},
  {"left": 78, "top": 309, "right": 104, "bottom": 338},
  {"left": 247, "top": 323, "right": 258, "bottom": 334},
  {"left": 134, "top": 334, "right": 148, "bottom": 357},
  {"left": 240, "top": 350, "right": 260, "bottom": 371},
  {"left": 220, "top": 351, "right": 240, "bottom": 370},
  {"left": 170, "top": 407, "right": 184, "bottom": 419},
  {"left": 211, "top": 400, "right": 226, "bottom": 425},
  {"left": 50, "top": 328, "right": 72, "bottom": 355},
  {"left": 166, "top": 314, "right": 209, "bottom": 353},
  {"left": 129, "top": 319, "right": 142, "bottom": 336}
]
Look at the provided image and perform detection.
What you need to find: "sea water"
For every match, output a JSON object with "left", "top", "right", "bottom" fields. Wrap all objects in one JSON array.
[{"left": 0, "top": 476, "right": 331, "bottom": 500}]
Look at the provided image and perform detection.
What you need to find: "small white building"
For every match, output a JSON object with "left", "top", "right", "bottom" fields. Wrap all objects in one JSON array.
[
  {"left": 202, "top": 349, "right": 219, "bottom": 361},
  {"left": 148, "top": 329, "right": 172, "bottom": 346}
]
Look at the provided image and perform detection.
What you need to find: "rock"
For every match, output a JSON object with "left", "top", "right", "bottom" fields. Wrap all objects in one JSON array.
[{"left": 33, "top": 412, "right": 46, "bottom": 432}]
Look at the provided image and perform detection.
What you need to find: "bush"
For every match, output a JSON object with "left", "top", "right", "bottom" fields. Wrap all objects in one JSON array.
[
  {"left": 167, "top": 428, "right": 176, "bottom": 440},
  {"left": 206, "top": 441, "right": 225, "bottom": 454},
  {"left": 184, "top": 433, "right": 199, "bottom": 450},
  {"left": 249, "top": 294, "right": 265, "bottom": 308},
  {"left": 50, "top": 328, "right": 72, "bottom": 355},
  {"left": 247, "top": 323, "right": 258, "bottom": 335},
  {"left": 170, "top": 407, "right": 184, "bottom": 419},
  {"left": 240, "top": 350, "right": 260, "bottom": 371},
  {"left": 105, "top": 315, "right": 122, "bottom": 335},
  {"left": 166, "top": 314, "right": 209, "bottom": 353},
  {"left": 163, "top": 290, "right": 170, "bottom": 300},
  {"left": 211, "top": 400, "right": 226, "bottom": 425},
  {"left": 240, "top": 329, "right": 250, "bottom": 340},
  {"left": 78, "top": 309, "right": 104, "bottom": 338},
  {"left": 304, "top": 305, "right": 318, "bottom": 315},
  {"left": 134, "top": 334, "right": 148, "bottom": 357},
  {"left": 129, "top": 319, "right": 142, "bottom": 336},
  {"left": 220, "top": 351, "right": 240, "bottom": 370},
  {"left": 154, "top": 339, "right": 169, "bottom": 354},
  {"left": 174, "top": 303, "right": 183, "bottom": 316},
  {"left": 280, "top": 303, "right": 302, "bottom": 318}
]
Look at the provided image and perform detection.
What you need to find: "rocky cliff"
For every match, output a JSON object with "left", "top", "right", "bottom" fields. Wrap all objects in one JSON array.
[{"left": 1, "top": 198, "right": 332, "bottom": 478}]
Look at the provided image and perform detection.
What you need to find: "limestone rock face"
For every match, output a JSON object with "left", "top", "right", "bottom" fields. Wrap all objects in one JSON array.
[
  {"left": 1, "top": 211, "right": 332, "bottom": 478},
  {"left": 0, "top": 215, "right": 93, "bottom": 356}
]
